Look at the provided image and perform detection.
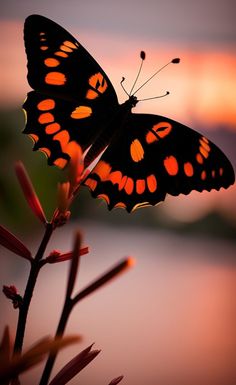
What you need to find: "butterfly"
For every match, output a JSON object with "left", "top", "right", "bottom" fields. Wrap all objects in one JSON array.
[{"left": 23, "top": 14, "right": 235, "bottom": 212}]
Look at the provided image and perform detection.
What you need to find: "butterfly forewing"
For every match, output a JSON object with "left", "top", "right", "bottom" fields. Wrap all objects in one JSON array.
[
  {"left": 84, "top": 114, "right": 235, "bottom": 212},
  {"left": 24, "top": 15, "right": 117, "bottom": 103},
  {"left": 23, "top": 15, "right": 118, "bottom": 167}
]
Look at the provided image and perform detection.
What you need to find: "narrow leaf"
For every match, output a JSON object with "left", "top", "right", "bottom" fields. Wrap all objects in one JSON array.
[
  {"left": 49, "top": 345, "right": 100, "bottom": 385},
  {"left": 0, "top": 326, "right": 11, "bottom": 370},
  {"left": 0, "top": 335, "right": 80, "bottom": 383},
  {"left": 73, "top": 257, "right": 136, "bottom": 304},
  {"left": 15, "top": 161, "right": 47, "bottom": 224},
  {"left": 108, "top": 375, "right": 124, "bottom": 385},
  {"left": 0, "top": 224, "right": 32, "bottom": 260},
  {"left": 46, "top": 247, "right": 89, "bottom": 264}
]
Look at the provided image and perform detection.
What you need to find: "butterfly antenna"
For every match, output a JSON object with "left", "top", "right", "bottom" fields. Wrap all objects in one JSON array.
[
  {"left": 133, "top": 57, "right": 180, "bottom": 96},
  {"left": 120, "top": 77, "right": 130, "bottom": 97},
  {"left": 139, "top": 91, "right": 170, "bottom": 101},
  {"left": 129, "top": 51, "right": 146, "bottom": 96}
]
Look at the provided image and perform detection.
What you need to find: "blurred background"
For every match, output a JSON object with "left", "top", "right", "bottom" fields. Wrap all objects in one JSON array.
[{"left": 0, "top": 1, "right": 236, "bottom": 384}]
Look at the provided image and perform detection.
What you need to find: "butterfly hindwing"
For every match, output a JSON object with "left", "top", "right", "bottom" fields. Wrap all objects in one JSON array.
[
  {"left": 23, "top": 91, "right": 113, "bottom": 168},
  {"left": 23, "top": 15, "right": 118, "bottom": 167},
  {"left": 84, "top": 114, "right": 235, "bottom": 212}
]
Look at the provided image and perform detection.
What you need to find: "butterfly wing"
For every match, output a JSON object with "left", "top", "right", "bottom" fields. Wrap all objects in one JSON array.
[
  {"left": 84, "top": 114, "right": 235, "bottom": 212},
  {"left": 23, "top": 14, "right": 118, "bottom": 167}
]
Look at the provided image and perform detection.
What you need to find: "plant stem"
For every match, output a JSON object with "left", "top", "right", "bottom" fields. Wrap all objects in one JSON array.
[
  {"left": 39, "top": 298, "right": 73, "bottom": 385},
  {"left": 39, "top": 257, "right": 133, "bottom": 384},
  {"left": 13, "top": 223, "right": 54, "bottom": 355}
]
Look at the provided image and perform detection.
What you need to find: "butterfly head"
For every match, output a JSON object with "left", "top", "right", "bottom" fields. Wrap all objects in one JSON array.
[
  {"left": 129, "top": 95, "right": 138, "bottom": 108},
  {"left": 120, "top": 95, "right": 139, "bottom": 112}
]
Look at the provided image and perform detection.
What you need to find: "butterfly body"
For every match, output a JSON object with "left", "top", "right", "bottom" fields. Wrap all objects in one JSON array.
[
  {"left": 84, "top": 96, "right": 138, "bottom": 168},
  {"left": 23, "top": 15, "right": 235, "bottom": 212}
]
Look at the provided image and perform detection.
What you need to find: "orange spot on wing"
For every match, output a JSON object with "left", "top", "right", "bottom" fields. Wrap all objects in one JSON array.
[
  {"left": 164, "top": 156, "right": 179, "bottom": 176},
  {"left": 39, "top": 32, "right": 45, "bottom": 36},
  {"left": 219, "top": 168, "right": 223, "bottom": 176},
  {"left": 53, "top": 130, "right": 70, "bottom": 151},
  {"left": 130, "top": 139, "right": 144, "bottom": 162},
  {"left": 60, "top": 44, "right": 73, "bottom": 52},
  {"left": 85, "top": 178, "right": 97, "bottom": 191},
  {"left": 136, "top": 179, "right": 145, "bottom": 194},
  {"left": 37, "top": 99, "right": 55, "bottom": 111},
  {"left": 118, "top": 176, "right": 128, "bottom": 191},
  {"left": 184, "top": 162, "right": 194, "bottom": 177},
  {"left": 201, "top": 170, "right": 207, "bottom": 180},
  {"left": 154, "top": 122, "right": 172, "bottom": 138},
  {"left": 45, "top": 72, "right": 66, "bottom": 85},
  {"left": 98, "top": 194, "right": 110, "bottom": 204},
  {"left": 38, "top": 112, "right": 54, "bottom": 124},
  {"left": 202, "top": 136, "right": 209, "bottom": 144},
  {"left": 109, "top": 171, "right": 122, "bottom": 185},
  {"left": 114, "top": 202, "right": 126, "bottom": 209},
  {"left": 124, "top": 177, "right": 134, "bottom": 195},
  {"left": 71, "top": 106, "right": 92, "bottom": 119},
  {"left": 54, "top": 51, "right": 68, "bottom": 58},
  {"left": 196, "top": 153, "right": 204, "bottom": 164},
  {"left": 146, "top": 122, "right": 172, "bottom": 144},
  {"left": 212, "top": 170, "right": 216, "bottom": 178},
  {"left": 64, "top": 141, "right": 82, "bottom": 159},
  {"left": 199, "top": 145, "right": 209, "bottom": 159},
  {"left": 88, "top": 73, "right": 107, "bottom": 93},
  {"left": 146, "top": 131, "right": 158, "bottom": 144},
  {"left": 40, "top": 46, "right": 48, "bottom": 51},
  {"left": 63, "top": 41, "right": 78, "bottom": 49},
  {"left": 54, "top": 158, "right": 67, "bottom": 168},
  {"left": 45, "top": 123, "right": 61, "bottom": 134},
  {"left": 86, "top": 89, "right": 98, "bottom": 99},
  {"left": 200, "top": 138, "right": 211, "bottom": 152},
  {"left": 92, "top": 161, "right": 112, "bottom": 181},
  {"left": 39, "top": 147, "right": 51, "bottom": 157},
  {"left": 44, "top": 58, "right": 60, "bottom": 67},
  {"left": 88, "top": 73, "right": 101, "bottom": 88},
  {"left": 29, "top": 134, "right": 39, "bottom": 143},
  {"left": 147, "top": 174, "right": 157, "bottom": 193},
  {"left": 100, "top": 168, "right": 130, "bottom": 192}
]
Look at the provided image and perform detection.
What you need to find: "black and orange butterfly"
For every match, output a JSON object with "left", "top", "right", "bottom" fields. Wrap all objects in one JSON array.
[{"left": 23, "top": 15, "right": 235, "bottom": 212}]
